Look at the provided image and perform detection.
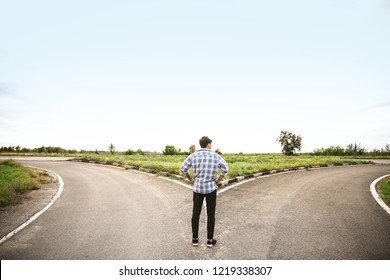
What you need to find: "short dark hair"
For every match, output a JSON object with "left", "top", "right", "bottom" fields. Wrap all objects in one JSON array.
[{"left": 199, "top": 136, "right": 212, "bottom": 148}]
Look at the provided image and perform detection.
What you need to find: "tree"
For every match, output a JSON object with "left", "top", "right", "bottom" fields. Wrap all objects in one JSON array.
[
  {"left": 276, "top": 131, "right": 302, "bottom": 155},
  {"left": 108, "top": 143, "right": 116, "bottom": 155},
  {"left": 189, "top": 144, "right": 196, "bottom": 154}
]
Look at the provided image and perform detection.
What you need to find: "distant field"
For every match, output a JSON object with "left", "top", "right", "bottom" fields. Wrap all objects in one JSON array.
[{"left": 76, "top": 154, "right": 371, "bottom": 180}]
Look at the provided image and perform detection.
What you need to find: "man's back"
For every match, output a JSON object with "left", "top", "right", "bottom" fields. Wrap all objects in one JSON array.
[{"left": 181, "top": 148, "right": 228, "bottom": 194}]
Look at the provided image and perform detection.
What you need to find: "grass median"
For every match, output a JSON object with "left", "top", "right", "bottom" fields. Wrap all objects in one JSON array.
[
  {"left": 76, "top": 154, "right": 371, "bottom": 180},
  {"left": 0, "top": 160, "right": 53, "bottom": 206}
]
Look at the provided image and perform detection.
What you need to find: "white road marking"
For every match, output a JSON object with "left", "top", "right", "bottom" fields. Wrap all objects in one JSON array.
[
  {"left": 370, "top": 174, "right": 390, "bottom": 215},
  {"left": 158, "top": 176, "right": 193, "bottom": 190}
]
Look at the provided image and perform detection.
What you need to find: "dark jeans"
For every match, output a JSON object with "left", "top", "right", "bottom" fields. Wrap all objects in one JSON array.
[{"left": 192, "top": 190, "right": 217, "bottom": 240}]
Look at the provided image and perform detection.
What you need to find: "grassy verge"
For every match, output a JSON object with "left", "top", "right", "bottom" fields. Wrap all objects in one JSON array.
[
  {"left": 76, "top": 154, "right": 371, "bottom": 180},
  {"left": 0, "top": 160, "right": 53, "bottom": 206},
  {"left": 379, "top": 177, "right": 390, "bottom": 206}
]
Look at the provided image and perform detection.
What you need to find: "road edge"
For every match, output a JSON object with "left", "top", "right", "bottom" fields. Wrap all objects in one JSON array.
[
  {"left": 0, "top": 166, "right": 65, "bottom": 244},
  {"left": 370, "top": 174, "right": 390, "bottom": 216}
]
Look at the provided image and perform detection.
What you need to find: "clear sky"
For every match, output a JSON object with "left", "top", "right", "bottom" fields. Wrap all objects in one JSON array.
[{"left": 1, "top": 0, "right": 389, "bottom": 153}]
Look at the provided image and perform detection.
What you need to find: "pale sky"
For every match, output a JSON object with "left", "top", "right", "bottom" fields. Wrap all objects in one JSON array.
[{"left": 1, "top": 0, "right": 389, "bottom": 153}]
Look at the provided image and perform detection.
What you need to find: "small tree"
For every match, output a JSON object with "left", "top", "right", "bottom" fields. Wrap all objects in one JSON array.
[
  {"left": 276, "top": 131, "right": 302, "bottom": 155},
  {"left": 189, "top": 144, "right": 196, "bottom": 154},
  {"left": 215, "top": 148, "right": 223, "bottom": 155},
  {"left": 108, "top": 143, "right": 116, "bottom": 155}
]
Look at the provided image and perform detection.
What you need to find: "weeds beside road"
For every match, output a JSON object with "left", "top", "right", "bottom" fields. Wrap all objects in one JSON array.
[
  {"left": 380, "top": 177, "right": 390, "bottom": 206},
  {"left": 0, "top": 160, "right": 53, "bottom": 206}
]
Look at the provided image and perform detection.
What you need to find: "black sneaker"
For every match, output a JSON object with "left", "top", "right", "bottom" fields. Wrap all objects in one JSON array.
[
  {"left": 192, "top": 238, "right": 199, "bottom": 247},
  {"left": 207, "top": 239, "right": 217, "bottom": 247}
]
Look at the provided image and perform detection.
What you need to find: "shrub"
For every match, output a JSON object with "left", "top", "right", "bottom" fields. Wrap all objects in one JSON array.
[
  {"left": 125, "top": 149, "right": 135, "bottom": 155},
  {"left": 163, "top": 145, "right": 181, "bottom": 155}
]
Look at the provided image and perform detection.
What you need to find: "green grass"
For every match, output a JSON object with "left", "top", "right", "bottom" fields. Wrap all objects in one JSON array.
[
  {"left": 0, "top": 160, "right": 51, "bottom": 206},
  {"left": 379, "top": 177, "right": 390, "bottom": 206},
  {"left": 77, "top": 154, "right": 371, "bottom": 180}
]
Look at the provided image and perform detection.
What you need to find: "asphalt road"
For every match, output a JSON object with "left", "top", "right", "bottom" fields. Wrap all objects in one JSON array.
[{"left": 0, "top": 160, "right": 389, "bottom": 259}]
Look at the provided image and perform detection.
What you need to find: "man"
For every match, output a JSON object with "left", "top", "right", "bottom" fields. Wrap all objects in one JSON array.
[{"left": 180, "top": 136, "right": 228, "bottom": 248}]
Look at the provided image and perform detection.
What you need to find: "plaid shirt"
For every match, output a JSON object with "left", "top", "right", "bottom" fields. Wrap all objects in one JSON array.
[{"left": 180, "top": 148, "right": 228, "bottom": 194}]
